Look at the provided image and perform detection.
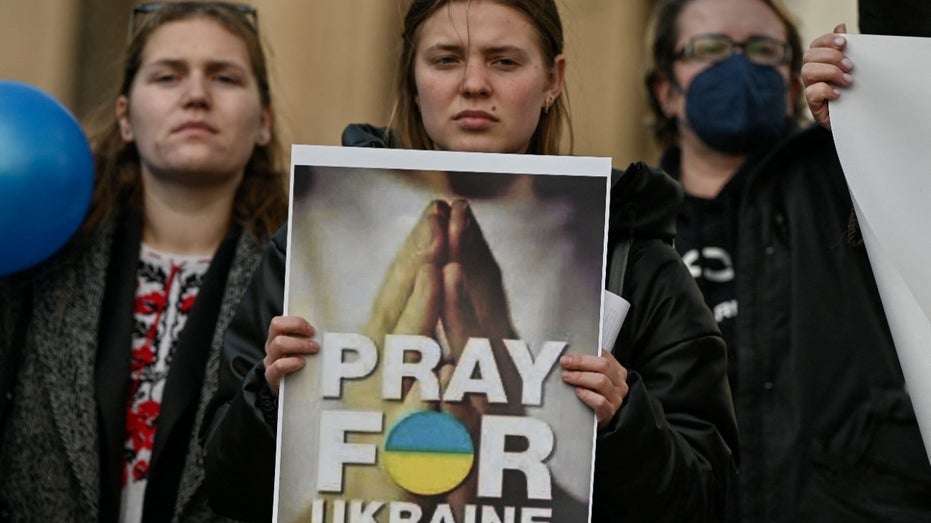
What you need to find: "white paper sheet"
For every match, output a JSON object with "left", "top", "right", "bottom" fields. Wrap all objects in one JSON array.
[
  {"left": 601, "top": 290, "right": 630, "bottom": 353},
  {"left": 831, "top": 33, "right": 931, "bottom": 462}
]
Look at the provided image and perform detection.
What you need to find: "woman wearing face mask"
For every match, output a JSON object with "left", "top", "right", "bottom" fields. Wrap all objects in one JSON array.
[
  {"left": 0, "top": 3, "right": 286, "bottom": 521},
  {"left": 202, "top": 0, "right": 737, "bottom": 521},
  {"left": 646, "top": 0, "right": 804, "bottom": 355},
  {"left": 647, "top": 0, "right": 931, "bottom": 521}
]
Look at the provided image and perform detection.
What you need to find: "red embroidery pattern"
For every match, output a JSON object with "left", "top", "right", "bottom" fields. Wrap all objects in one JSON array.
[{"left": 120, "top": 246, "right": 209, "bottom": 509}]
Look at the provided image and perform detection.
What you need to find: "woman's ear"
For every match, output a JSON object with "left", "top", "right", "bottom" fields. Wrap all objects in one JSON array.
[
  {"left": 116, "top": 95, "right": 134, "bottom": 142},
  {"left": 651, "top": 71, "right": 679, "bottom": 118},
  {"left": 257, "top": 106, "right": 273, "bottom": 146},
  {"left": 546, "top": 53, "right": 567, "bottom": 103},
  {"left": 647, "top": 71, "right": 685, "bottom": 118}
]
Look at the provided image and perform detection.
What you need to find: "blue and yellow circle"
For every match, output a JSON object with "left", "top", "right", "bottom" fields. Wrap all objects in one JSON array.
[{"left": 383, "top": 410, "right": 475, "bottom": 495}]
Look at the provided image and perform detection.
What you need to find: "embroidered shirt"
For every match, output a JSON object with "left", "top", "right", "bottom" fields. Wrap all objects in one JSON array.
[{"left": 119, "top": 244, "right": 211, "bottom": 523}]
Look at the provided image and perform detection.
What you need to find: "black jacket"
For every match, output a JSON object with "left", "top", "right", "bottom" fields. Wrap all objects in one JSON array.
[
  {"left": 202, "top": 124, "right": 738, "bottom": 522},
  {"left": 674, "top": 124, "right": 931, "bottom": 522}
]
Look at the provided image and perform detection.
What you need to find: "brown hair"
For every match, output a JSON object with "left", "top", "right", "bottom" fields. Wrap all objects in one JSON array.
[
  {"left": 389, "top": 0, "right": 572, "bottom": 155},
  {"left": 644, "top": 0, "right": 805, "bottom": 148},
  {"left": 83, "top": 2, "right": 286, "bottom": 239}
]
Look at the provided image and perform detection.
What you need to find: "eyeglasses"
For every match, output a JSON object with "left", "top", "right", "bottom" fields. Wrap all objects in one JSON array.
[
  {"left": 128, "top": 2, "right": 258, "bottom": 41},
  {"left": 675, "top": 34, "right": 792, "bottom": 66}
]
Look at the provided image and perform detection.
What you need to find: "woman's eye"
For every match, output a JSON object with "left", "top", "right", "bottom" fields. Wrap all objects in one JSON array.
[
  {"left": 493, "top": 58, "right": 519, "bottom": 67},
  {"left": 153, "top": 73, "right": 178, "bottom": 84},
  {"left": 215, "top": 74, "right": 242, "bottom": 85},
  {"left": 432, "top": 55, "right": 460, "bottom": 67}
]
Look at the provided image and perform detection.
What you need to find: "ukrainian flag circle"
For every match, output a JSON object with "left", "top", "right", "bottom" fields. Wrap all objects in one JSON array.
[{"left": 383, "top": 410, "right": 475, "bottom": 495}]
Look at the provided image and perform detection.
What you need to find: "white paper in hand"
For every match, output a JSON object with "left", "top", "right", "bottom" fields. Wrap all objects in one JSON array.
[
  {"left": 830, "top": 33, "right": 931, "bottom": 463},
  {"left": 601, "top": 290, "right": 630, "bottom": 352}
]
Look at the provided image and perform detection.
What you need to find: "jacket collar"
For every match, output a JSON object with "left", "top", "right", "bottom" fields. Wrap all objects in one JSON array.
[{"left": 33, "top": 220, "right": 117, "bottom": 518}]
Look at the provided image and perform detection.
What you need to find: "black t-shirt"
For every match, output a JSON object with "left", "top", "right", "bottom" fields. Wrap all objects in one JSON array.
[{"left": 662, "top": 149, "right": 751, "bottom": 390}]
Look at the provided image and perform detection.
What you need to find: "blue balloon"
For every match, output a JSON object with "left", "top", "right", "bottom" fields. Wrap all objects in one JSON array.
[{"left": 0, "top": 81, "right": 94, "bottom": 276}]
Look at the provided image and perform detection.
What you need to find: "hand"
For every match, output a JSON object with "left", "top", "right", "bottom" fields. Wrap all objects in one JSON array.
[
  {"left": 560, "top": 349, "right": 629, "bottom": 430},
  {"left": 338, "top": 199, "right": 450, "bottom": 502},
  {"left": 443, "top": 199, "right": 515, "bottom": 346},
  {"left": 361, "top": 199, "right": 520, "bottom": 509},
  {"left": 361, "top": 200, "right": 449, "bottom": 407},
  {"left": 364, "top": 199, "right": 520, "bottom": 407},
  {"left": 263, "top": 315, "right": 318, "bottom": 395},
  {"left": 365, "top": 200, "right": 449, "bottom": 342},
  {"left": 801, "top": 23, "right": 853, "bottom": 129},
  {"left": 441, "top": 199, "right": 521, "bottom": 413}
]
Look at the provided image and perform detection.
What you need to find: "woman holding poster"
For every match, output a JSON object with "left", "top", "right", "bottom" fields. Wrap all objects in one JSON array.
[
  {"left": 202, "top": 1, "right": 737, "bottom": 522},
  {"left": 0, "top": 2, "right": 287, "bottom": 521}
]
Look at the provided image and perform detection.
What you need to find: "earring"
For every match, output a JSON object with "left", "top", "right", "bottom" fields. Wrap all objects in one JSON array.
[
  {"left": 120, "top": 123, "right": 133, "bottom": 141},
  {"left": 543, "top": 95, "right": 555, "bottom": 114}
]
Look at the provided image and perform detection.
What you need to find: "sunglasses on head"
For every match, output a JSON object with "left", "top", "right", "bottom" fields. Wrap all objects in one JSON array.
[{"left": 127, "top": 2, "right": 258, "bottom": 41}]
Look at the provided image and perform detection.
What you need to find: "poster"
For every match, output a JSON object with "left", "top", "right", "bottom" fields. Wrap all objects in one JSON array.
[
  {"left": 275, "top": 145, "right": 612, "bottom": 522},
  {"left": 829, "top": 34, "right": 931, "bottom": 462}
]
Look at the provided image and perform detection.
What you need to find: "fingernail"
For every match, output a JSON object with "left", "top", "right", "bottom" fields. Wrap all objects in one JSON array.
[
  {"left": 842, "top": 73, "right": 853, "bottom": 85},
  {"left": 833, "top": 88, "right": 841, "bottom": 97},
  {"left": 560, "top": 355, "right": 571, "bottom": 365},
  {"left": 833, "top": 36, "right": 845, "bottom": 47}
]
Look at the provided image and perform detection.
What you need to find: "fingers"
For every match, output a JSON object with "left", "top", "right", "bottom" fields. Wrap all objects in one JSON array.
[
  {"left": 803, "top": 83, "right": 837, "bottom": 130},
  {"left": 801, "top": 25, "right": 854, "bottom": 130},
  {"left": 263, "top": 315, "right": 319, "bottom": 395},
  {"left": 802, "top": 43, "right": 853, "bottom": 88},
  {"left": 441, "top": 262, "right": 524, "bottom": 410},
  {"left": 802, "top": 59, "right": 852, "bottom": 89},
  {"left": 394, "top": 263, "right": 443, "bottom": 335},
  {"left": 443, "top": 200, "right": 521, "bottom": 409},
  {"left": 807, "top": 27, "right": 848, "bottom": 53},
  {"left": 561, "top": 350, "right": 629, "bottom": 429},
  {"left": 445, "top": 199, "right": 515, "bottom": 340},
  {"left": 370, "top": 263, "right": 442, "bottom": 400},
  {"left": 441, "top": 262, "right": 479, "bottom": 357},
  {"left": 366, "top": 200, "right": 450, "bottom": 339}
]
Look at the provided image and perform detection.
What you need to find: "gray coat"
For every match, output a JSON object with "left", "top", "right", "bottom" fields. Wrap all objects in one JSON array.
[{"left": 0, "top": 217, "right": 265, "bottom": 522}]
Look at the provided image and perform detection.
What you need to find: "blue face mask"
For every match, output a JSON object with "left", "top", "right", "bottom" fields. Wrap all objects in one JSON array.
[{"left": 684, "top": 54, "right": 787, "bottom": 154}]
